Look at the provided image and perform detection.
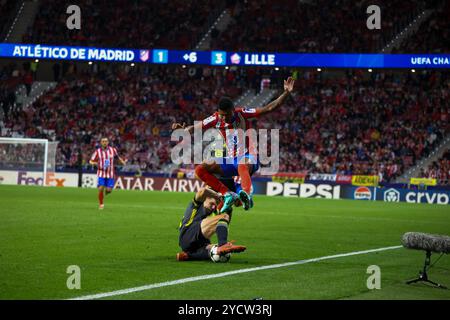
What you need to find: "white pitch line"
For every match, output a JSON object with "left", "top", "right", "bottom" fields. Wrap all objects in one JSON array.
[{"left": 69, "top": 245, "right": 402, "bottom": 300}]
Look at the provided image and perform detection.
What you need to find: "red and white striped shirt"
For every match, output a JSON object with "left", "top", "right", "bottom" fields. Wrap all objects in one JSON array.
[
  {"left": 90, "top": 146, "right": 119, "bottom": 178},
  {"left": 201, "top": 107, "right": 261, "bottom": 157}
]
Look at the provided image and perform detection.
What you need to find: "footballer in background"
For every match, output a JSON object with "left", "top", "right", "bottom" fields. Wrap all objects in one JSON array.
[{"left": 89, "top": 137, "right": 127, "bottom": 209}]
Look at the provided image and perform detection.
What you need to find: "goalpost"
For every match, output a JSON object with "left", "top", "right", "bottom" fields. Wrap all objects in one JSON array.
[{"left": 0, "top": 137, "right": 58, "bottom": 186}]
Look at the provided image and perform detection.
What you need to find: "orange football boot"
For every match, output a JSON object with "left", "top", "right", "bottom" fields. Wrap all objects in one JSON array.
[
  {"left": 176, "top": 252, "right": 189, "bottom": 261},
  {"left": 216, "top": 241, "right": 246, "bottom": 255}
]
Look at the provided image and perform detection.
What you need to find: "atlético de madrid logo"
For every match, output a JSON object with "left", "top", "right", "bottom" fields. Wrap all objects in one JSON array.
[{"left": 139, "top": 50, "right": 149, "bottom": 62}]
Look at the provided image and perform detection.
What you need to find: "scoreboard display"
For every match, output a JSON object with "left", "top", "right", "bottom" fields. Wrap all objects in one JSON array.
[{"left": 0, "top": 43, "right": 449, "bottom": 69}]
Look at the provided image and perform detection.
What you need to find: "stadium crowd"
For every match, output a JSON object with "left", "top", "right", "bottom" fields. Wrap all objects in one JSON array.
[
  {"left": 394, "top": 0, "right": 450, "bottom": 53},
  {"left": 17, "top": 0, "right": 446, "bottom": 53},
  {"left": 2, "top": 0, "right": 447, "bottom": 56},
  {"left": 1, "top": 0, "right": 449, "bottom": 183},
  {"left": 274, "top": 70, "right": 448, "bottom": 182},
  {"left": 0, "top": 63, "right": 23, "bottom": 125},
  {"left": 2, "top": 65, "right": 448, "bottom": 183},
  {"left": 210, "top": 0, "right": 426, "bottom": 53},
  {"left": 0, "top": 143, "right": 46, "bottom": 171},
  {"left": 2, "top": 65, "right": 252, "bottom": 172},
  {"left": 0, "top": 0, "right": 17, "bottom": 38},
  {"left": 420, "top": 149, "right": 450, "bottom": 185},
  {"left": 22, "top": 0, "right": 222, "bottom": 50}
]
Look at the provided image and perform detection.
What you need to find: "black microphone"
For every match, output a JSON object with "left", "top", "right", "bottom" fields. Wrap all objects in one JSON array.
[{"left": 402, "top": 232, "right": 449, "bottom": 289}]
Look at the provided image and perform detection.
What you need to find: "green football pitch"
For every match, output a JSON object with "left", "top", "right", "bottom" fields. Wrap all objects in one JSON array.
[{"left": 0, "top": 185, "right": 449, "bottom": 300}]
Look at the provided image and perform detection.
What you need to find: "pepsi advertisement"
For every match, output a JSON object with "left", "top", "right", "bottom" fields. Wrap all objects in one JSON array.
[{"left": 338, "top": 185, "right": 450, "bottom": 204}]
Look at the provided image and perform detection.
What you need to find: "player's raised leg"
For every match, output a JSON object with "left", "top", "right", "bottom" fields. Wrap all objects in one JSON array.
[
  {"left": 218, "top": 177, "right": 243, "bottom": 213},
  {"left": 237, "top": 155, "right": 258, "bottom": 210},
  {"left": 195, "top": 160, "right": 238, "bottom": 212},
  {"left": 216, "top": 154, "right": 258, "bottom": 212},
  {"left": 195, "top": 160, "right": 228, "bottom": 194}
]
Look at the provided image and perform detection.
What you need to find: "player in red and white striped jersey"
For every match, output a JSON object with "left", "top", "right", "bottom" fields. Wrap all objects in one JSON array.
[
  {"left": 89, "top": 137, "right": 127, "bottom": 209},
  {"left": 172, "top": 77, "right": 295, "bottom": 213}
]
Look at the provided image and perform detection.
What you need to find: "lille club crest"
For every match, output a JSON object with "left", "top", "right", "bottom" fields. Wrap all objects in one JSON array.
[
  {"left": 230, "top": 53, "right": 241, "bottom": 64},
  {"left": 139, "top": 50, "right": 150, "bottom": 62}
]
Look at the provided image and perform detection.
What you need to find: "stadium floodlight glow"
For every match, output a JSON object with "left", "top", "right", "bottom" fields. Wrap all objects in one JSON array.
[
  {"left": 130, "top": 63, "right": 135, "bottom": 67},
  {"left": 368, "top": 69, "right": 373, "bottom": 72},
  {"left": 88, "top": 61, "right": 92, "bottom": 65},
  {"left": 225, "top": 66, "right": 229, "bottom": 70},
  {"left": 317, "top": 68, "right": 322, "bottom": 72},
  {"left": 275, "top": 67, "right": 279, "bottom": 71},
  {"left": 182, "top": 65, "right": 186, "bottom": 68},
  {"left": 35, "top": 59, "right": 39, "bottom": 63},
  {"left": 411, "top": 69, "right": 416, "bottom": 73}
]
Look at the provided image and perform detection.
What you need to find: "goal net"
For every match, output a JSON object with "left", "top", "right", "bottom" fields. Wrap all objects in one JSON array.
[{"left": 0, "top": 137, "right": 58, "bottom": 186}]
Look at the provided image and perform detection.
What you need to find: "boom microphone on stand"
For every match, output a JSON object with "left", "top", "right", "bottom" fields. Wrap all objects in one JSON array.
[{"left": 401, "top": 232, "right": 450, "bottom": 289}]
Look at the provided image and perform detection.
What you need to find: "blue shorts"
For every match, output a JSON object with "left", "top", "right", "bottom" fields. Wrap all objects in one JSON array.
[
  {"left": 97, "top": 177, "right": 115, "bottom": 188},
  {"left": 217, "top": 154, "right": 259, "bottom": 178}
]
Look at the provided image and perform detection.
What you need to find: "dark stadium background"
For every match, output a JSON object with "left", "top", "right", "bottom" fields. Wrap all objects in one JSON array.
[{"left": 1, "top": 0, "right": 448, "bottom": 187}]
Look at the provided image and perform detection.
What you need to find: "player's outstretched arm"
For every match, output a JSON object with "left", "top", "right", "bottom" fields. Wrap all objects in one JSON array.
[
  {"left": 171, "top": 121, "right": 202, "bottom": 134},
  {"left": 89, "top": 160, "right": 97, "bottom": 165},
  {"left": 194, "top": 187, "right": 223, "bottom": 203},
  {"left": 258, "top": 76, "right": 295, "bottom": 116},
  {"left": 171, "top": 122, "right": 186, "bottom": 130}
]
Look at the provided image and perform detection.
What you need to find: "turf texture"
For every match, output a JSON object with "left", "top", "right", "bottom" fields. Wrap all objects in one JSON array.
[{"left": 0, "top": 185, "right": 449, "bottom": 300}]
